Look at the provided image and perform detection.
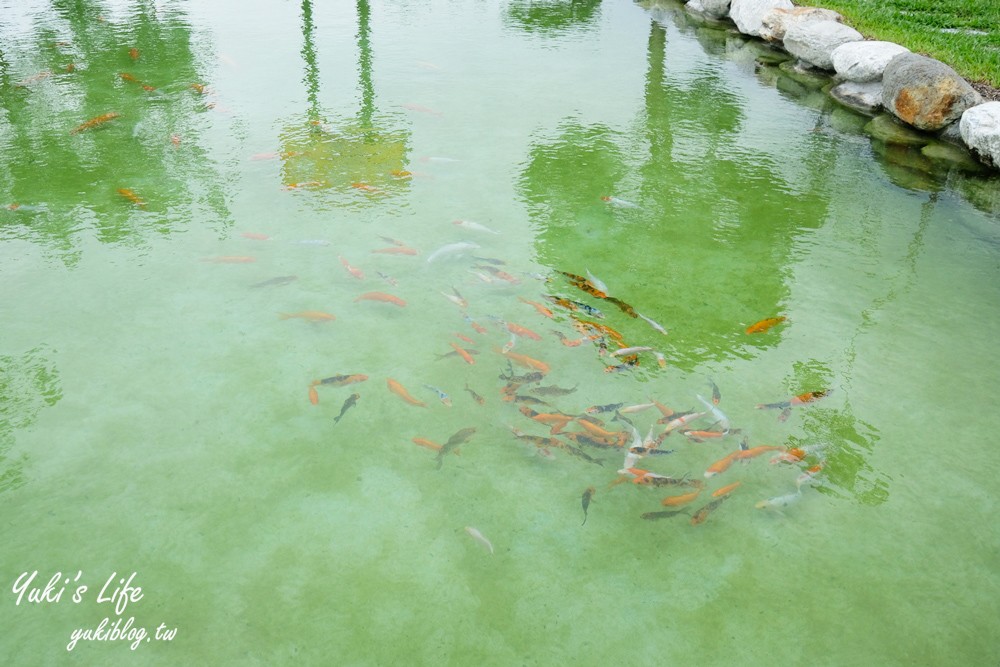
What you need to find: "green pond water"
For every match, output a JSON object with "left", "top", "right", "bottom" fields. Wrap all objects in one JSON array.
[{"left": 2, "top": 0, "right": 1000, "bottom": 664}]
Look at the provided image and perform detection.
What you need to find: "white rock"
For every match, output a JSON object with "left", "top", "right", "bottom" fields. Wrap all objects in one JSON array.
[
  {"left": 829, "top": 81, "right": 883, "bottom": 114},
  {"left": 685, "top": 0, "right": 731, "bottom": 20},
  {"left": 960, "top": 102, "right": 1000, "bottom": 168},
  {"left": 784, "top": 20, "right": 864, "bottom": 71},
  {"left": 730, "top": 0, "right": 793, "bottom": 38},
  {"left": 831, "top": 41, "right": 910, "bottom": 83},
  {"left": 759, "top": 7, "right": 842, "bottom": 43}
]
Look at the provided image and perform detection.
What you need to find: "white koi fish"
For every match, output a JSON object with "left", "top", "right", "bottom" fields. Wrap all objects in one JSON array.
[
  {"left": 755, "top": 490, "right": 802, "bottom": 512},
  {"left": 610, "top": 346, "right": 654, "bottom": 358},
  {"left": 453, "top": 219, "right": 500, "bottom": 235},
  {"left": 601, "top": 195, "right": 640, "bottom": 209},
  {"left": 464, "top": 526, "right": 494, "bottom": 554},
  {"left": 585, "top": 269, "right": 609, "bottom": 294},
  {"left": 426, "top": 241, "right": 479, "bottom": 263},
  {"left": 637, "top": 312, "right": 669, "bottom": 335},
  {"left": 619, "top": 402, "right": 656, "bottom": 414},
  {"left": 440, "top": 288, "right": 467, "bottom": 309},
  {"left": 697, "top": 394, "right": 730, "bottom": 432},
  {"left": 662, "top": 411, "right": 706, "bottom": 434},
  {"left": 653, "top": 351, "right": 667, "bottom": 368}
]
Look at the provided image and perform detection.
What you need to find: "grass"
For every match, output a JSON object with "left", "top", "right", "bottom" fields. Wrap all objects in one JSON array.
[{"left": 804, "top": 0, "right": 1000, "bottom": 88}]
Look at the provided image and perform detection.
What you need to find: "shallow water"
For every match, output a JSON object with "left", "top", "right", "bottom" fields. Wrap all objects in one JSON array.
[{"left": 2, "top": 0, "right": 999, "bottom": 665}]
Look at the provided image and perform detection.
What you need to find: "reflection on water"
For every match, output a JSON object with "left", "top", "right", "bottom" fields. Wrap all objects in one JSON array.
[
  {"left": 1, "top": 0, "right": 999, "bottom": 664},
  {"left": 0, "top": 346, "right": 62, "bottom": 495}
]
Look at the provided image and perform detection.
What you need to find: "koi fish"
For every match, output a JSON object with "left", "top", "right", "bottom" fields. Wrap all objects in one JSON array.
[
  {"left": 372, "top": 246, "right": 418, "bottom": 255},
  {"left": 661, "top": 489, "right": 702, "bottom": 507},
  {"left": 559, "top": 271, "right": 608, "bottom": 299},
  {"left": 504, "top": 321, "right": 541, "bottom": 340},
  {"left": 453, "top": 219, "right": 499, "bottom": 234},
  {"left": 319, "top": 374, "right": 368, "bottom": 386},
  {"left": 355, "top": 291, "right": 406, "bottom": 307},
  {"left": 333, "top": 393, "right": 360, "bottom": 423},
  {"left": 756, "top": 390, "right": 831, "bottom": 410},
  {"left": 70, "top": 111, "right": 120, "bottom": 134},
  {"left": 498, "top": 363, "right": 544, "bottom": 383},
  {"left": 626, "top": 469, "right": 692, "bottom": 487},
  {"left": 464, "top": 383, "right": 485, "bottom": 405},
  {"left": 690, "top": 494, "right": 731, "bottom": 525},
  {"left": 771, "top": 444, "right": 827, "bottom": 465},
  {"left": 412, "top": 437, "right": 446, "bottom": 453},
  {"left": 170, "top": 134, "right": 181, "bottom": 146},
  {"left": 696, "top": 394, "right": 730, "bottom": 432},
  {"left": 641, "top": 509, "right": 689, "bottom": 521},
  {"left": 464, "top": 314, "right": 488, "bottom": 335},
  {"left": 191, "top": 83, "right": 208, "bottom": 94},
  {"left": 712, "top": 481, "right": 742, "bottom": 498},
  {"left": 250, "top": 275, "right": 297, "bottom": 288},
  {"left": 435, "top": 348, "right": 481, "bottom": 361},
  {"left": 284, "top": 180, "right": 325, "bottom": 190},
  {"left": 637, "top": 312, "right": 669, "bottom": 335},
  {"left": 464, "top": 526, "right": 493, "bottom": 554},
  {"left": 377, "top": 271, "right": 398, "bottom": 287},
  {"left": 601, "top": 195, "right": 640, "bottom": 209},
  {"left": 529, "top": 384, "right": 577, "bottom": 397},
  {"left": 496, "top": 348, "right": 549, "bottom": 374},
  {"left": 733, "top": 445, "right": 785, "bottom": 461},
  {"left": 423, "top": 385, "right": 452, "bottom": 407},
  {"left": 585, "top": 270, "right": 609, "bottom": 295},
  {"left": 129, "top": 47, "right": 139, "bottom": 60},
  {"left": 339, "top": 256, "right": 364, "bottom": 280},
  {"left": 387, "top": 378, "right": 426, "bottom": 407},
  {"left": 660, "top": 411, "right": 706, "bottom": 434},
  {"left": 553, "top": 331, "right": 586, "bottom": 347},
  {"left": 519, "top": 406, "right": 573, "bottom": 435},
  {"left": 755, "top": 490, "right": 802, "bottom": 512},
  {"left": 402, "top": 103, "right": 443, "bottom": 116},
  {"left": 475, "top": 265, "right": 520, "bottom": 284},
  {"left": 704, "top": 452, "right": 739, "bottom": 478},
  {"left": 426, "top": 241, "right": 479, "bottom": 263},
  {"left": 581, "top": 487, "right": 595, "bottom": 525},
  {"left": 796, "top": 463, "right": 825, "bottom": 489},
  {"left": 241, "top": 232, "right": 271, "bottom": 240},
  {"left": 441, "top": 288, "right": 467, "bottom": 309},
  {"left": 279, "top": 311, "right": 335, "bottom": 322},
  {"left": 682, "top": 429, "right": 735, "bottom": 443},
  {"left": 308, "top": 385, "right": 319, "bottom": 405},
  {"left": 607, "top": 296, "right": 638, "bottom": 318},
  {"left": 518, "top": 297, "right": 554, "bottom": 319},
  {"left": 610, "top": 346, "right": 653, "bottom": 358},
  {"left": 437, "top": 427, "right": 476, "bottom": 467},
  {"left": 454, "top": 332, "right": 475, "bottom": 344},
  {"left": 389, "top": 169, "right": 412, "bottom": 178},
  {"left": 619, "top": 403, "right": 656, "bottom": 414},
  {"left": 117, "top": 188, "right": 145, "bottom": 207},
  {"left": 449, "top": 342, "right": 476, "bottom": 365},
  {"left": 350, "top": 182, "right": 380, "bottom": 193},
  {"left": 746, "top": 316, "right": 787, "bottom": 334},
  {"left": 708, "top": 378, "right": 722, "bottom": 405}
]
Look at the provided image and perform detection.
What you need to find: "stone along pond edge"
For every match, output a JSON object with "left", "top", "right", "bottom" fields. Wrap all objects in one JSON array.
[{"left": 669, "top": 0, "right": 1000, "bottom": 175}]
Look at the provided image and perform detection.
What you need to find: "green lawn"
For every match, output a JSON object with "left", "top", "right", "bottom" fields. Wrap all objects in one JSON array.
[{"left": 805, "top": 0, "right": 1000, "bottom": 87}]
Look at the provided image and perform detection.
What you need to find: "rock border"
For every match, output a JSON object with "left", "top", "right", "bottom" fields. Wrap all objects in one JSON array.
[{"left": 682, "top": 0, "right": 1000, "bottom": 171}]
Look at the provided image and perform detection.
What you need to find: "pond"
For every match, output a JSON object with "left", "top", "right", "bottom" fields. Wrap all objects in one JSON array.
[{"left": 2, "top": 0, "right": 999, "bottom": 664}]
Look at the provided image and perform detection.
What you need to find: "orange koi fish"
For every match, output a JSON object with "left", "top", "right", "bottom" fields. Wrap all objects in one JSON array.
[
  {"left": 449, "top": 342, "right": 476, "bottom": 365},
  {"left": 661, "top": 489, "right": 702, "bottom": 507},
  {"left": 518, "top": 297, "right": 554, "bottom": 319},
  {"left": 559, "top": 270, "right": 608, "bottom": 299},
  {"left": 278, "top": 311, "right": 336, "bottom": 322},
  {"left": 553, "top": 331, "right": 586, "bottom": 347},
  {"left": 350, "top": 181, "right": 381, "bottom": 193},
  {"left": 241, "top": 232, "right": 271, "bottom": 240},
  {"left": 574, "top": 418, "right": 619, "bottom": 440},
  {"left": 475, "top": 264, "right": 520, "bottom": 284},
  {"left": 387, "top": 378, "right": 426, "bottom": 407},
  {"left": 355, "top": 292, "right": 406, "bottom": 307},
  {"left": 733, "top": 445, "right": 785, "bottom": 461},
  {"left": 69, "top": 111, "right": 120, "bottom": 134},
  {"left": 201, "top": 256, "right": 257, "bottom": 263},
  {"left": 496, "top": 348, "right": 549, "bottom": 374},
  {"left": 308, "top": 385, "right": 319, "bottom": 405},
  {"left": 117, "top": 188, "right": 145, "bottom": 207},
  {"left": 518, "top": 405, "right": 573, "bottom": 435},
  {"left": 454, "top": 332, "right": 475, "bottom": 344},
  {"left": 284, "top": 180, "right": 325, "bottom": 190},
  {"left": 704, "top": 452, "right": 738, "bottom": 478},
  {"left": 389, "top": 169, "right": 412, "bottom": 178},
  {"left": 339, "top": 256, "right": 364, "bottom": 280},
  {"left": 505, "top": 321, "right": 541, "bottom": 340},
  {"left": 318, "top": 374, "right": 368, "bottom": 386},
  {"left": 412, "top": 437, "right": 459, "bottom": 456},
  {"left": 170, "top": 134, "right": 181, "bottom": 146},
  {"left": 65, "top": 63, "right": 76, "bottom": 73},
  {"left": 190, "top": 83, "right": 208, "bottom": 94},
  {"left": 129, "top": 47, "right": 139, "bottom": 60},
  {"left": 712, "top": 481, "right": 742, "bottom": 498},
  {"left": 756, "top": 389, "right": 830, "bottom": 410},
  {"left": 372, "top": 246, "right": 418, "bottom": 255},
  {"left": 746, "top": 316, "right": 787, "bottom": 334}
]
